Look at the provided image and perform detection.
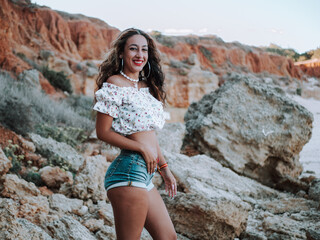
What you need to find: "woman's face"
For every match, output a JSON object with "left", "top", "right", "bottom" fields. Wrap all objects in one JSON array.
[{"left": 121, "top": 34, "right": 148, "bottom": 75}]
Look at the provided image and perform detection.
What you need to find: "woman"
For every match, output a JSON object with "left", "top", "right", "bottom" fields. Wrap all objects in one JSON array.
[{"left": 93, "top": 28, "right": 177, "bottom": 240}]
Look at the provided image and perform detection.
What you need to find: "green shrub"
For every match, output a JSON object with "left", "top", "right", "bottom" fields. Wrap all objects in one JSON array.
[
  {"left": 150, "top": 31, "right": 176, "bottom": 48},
  {"left": 0, "top": 93, "right": 35, "bottom": 135},
  {"left": 264, "top": 44, "right": 300, "bottom": 61},
  {"left": 296, "top": 88, "right": 302, "bottom": 96},
  {"left": 15, "top": 52, "right": 39, "bottom": 69},
  {"left": 21, "top": 171, "right": 44, "bottom": 186},
  {"left": 40, "top": 66, "right": 73, "bottom": 93},
  {"left": 199, "top": 46, "right": 213, "bottom": 62},
  {"left": 0, "top": 73, "right": 94, "bottom": 136},
  {"left": 3, "top": 141, "right": 24, "bottom": 174},
  {"left": 47, "top": 154, "right": 74, "bottom": 173},
  {"left": 184, "top": 37, "right": 199, "bottom": 46},
  {"left": 63, "top": 94, "right": 94, "bottom": 119},
  {"left": 35, "top": 124, "right": 87, "bottom": 147}
]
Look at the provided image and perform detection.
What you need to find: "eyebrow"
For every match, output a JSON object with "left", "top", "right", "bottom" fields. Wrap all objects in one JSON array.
[{"left": 128, "top": 44, "right": 148, "bottom": 48}]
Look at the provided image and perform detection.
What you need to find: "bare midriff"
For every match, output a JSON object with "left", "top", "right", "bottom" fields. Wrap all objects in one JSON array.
[{"left": 127, "top": 130, "right": 159, "bottom": 158}]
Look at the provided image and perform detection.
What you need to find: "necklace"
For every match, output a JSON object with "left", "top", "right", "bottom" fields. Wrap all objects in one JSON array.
[{"left": 120, "top": 71, "right": 139, "bottom": 88}]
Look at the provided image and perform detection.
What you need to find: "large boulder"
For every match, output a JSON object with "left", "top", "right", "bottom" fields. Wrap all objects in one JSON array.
[
  {"left": 161, "top": 151, "right": 320, "bottom": 240},
  {"left": 182, "top": 74, "right": 313, "bottom": 189},
  {"left": 161, "top": 151, "right": 264, "bottom": 239}
]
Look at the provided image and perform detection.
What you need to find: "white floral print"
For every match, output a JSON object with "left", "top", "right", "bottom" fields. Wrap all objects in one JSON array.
[{"left": 93, "top": 82, "right": 165, "bottom": 135}]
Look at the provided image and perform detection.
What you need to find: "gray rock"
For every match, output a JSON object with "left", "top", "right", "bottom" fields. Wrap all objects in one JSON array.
[
  {"left": 0, "top": 174, "right": 40, "bottom": 200},
  {"left": 0, "top": 198, "right": 52, "bottom": 240},
  {"left": 49, "top": 194, "right": 83, "bottom": 214},
  {"left": 96, "top": 200, "right": 114, "bottom": 226},
  {"left": 182, "top": 74, "right": 313, "bottom": 190},
  {"left": 309, "top": 179, "right": 320, "bottom": 201},
  {"left": 163, "top": 191, "right": 250, "bottom": 240},
  {"left": 17, "top": 218, "right": 53, "bottom": 240},
  {"left": 44, "top": 215, "right": 96, "bottom": 240},
  {"left": 156, "top": 122, "right": 185, "bottom": 153},
  {"left": 95, "top": 225, "right": 116, "bottom": 239},
  {"left": 163, "top": 151, "right": 278, "bottom": 201},
  {"left": 29, "top": 133, "right": 84, "bottom": 171},
  {"left": 162, "top": 151, "right": 253, "bottom": 240},
  {"left": 244, "top": 199, "right": 320, "bottom": 240},
  {"left": 71, "top": 155, "right": 109, "bottom": 202},
  {"left": 306, "top": 228, "right": 320, "bottom": 240}
]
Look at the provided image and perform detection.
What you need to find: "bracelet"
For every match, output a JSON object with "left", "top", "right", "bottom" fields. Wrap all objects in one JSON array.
[
  {"left": 159, "top": 163, "right": 168, "bottom": 169},
  {"left": 157, "top": 163, "right": 168, "bottom": 175}
]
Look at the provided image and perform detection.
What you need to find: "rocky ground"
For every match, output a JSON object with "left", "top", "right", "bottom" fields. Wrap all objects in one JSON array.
[{"left": 1, "top": 75, "right": 319, "bottom": 240}]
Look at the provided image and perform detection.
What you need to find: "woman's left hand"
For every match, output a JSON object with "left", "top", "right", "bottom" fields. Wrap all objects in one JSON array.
[{"left": 160, "top": 167, "right": 177, "bottom": 198}]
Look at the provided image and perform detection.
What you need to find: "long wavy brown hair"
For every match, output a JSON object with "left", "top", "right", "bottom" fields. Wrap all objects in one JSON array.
[{"left": 96, "top": 28, "right": 166, "bottom": 103}]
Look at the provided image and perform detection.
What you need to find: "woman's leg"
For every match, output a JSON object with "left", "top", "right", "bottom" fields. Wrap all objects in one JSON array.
[
  {"left": 144, "top": 188, "right": 177, "bottom": 240},
  {"left": 107, "top": 186, "right": 149, "bottom": 240}
]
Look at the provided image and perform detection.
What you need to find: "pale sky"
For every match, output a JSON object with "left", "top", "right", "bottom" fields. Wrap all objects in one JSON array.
[{"left": 32, "top": 0, "right": 319, "bottom": 53}]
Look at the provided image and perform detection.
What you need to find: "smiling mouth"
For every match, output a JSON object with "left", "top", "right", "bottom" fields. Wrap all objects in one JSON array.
[{"left": 133, "top": 60, "right": 143, "bottom": 66}]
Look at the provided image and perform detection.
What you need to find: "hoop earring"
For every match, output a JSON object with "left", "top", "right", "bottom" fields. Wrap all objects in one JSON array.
[
  {"left": 145, "top": 61, "right": 151, "bottom": 78},
  {"left": 120, "top": 58, "right": 124, "bottom": 71}
]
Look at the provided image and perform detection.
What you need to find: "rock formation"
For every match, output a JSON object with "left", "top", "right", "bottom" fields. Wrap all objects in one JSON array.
[
  {"left": 182, "top": 74, "right": 313, "bottom": 191},
  {"left": 1, "top": 121, "right": 319, "bottom": 239}
]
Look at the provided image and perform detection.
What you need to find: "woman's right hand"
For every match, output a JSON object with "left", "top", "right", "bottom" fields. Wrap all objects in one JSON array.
[{"left": 140, "top": 145, "right": 158, "bottom": 174}]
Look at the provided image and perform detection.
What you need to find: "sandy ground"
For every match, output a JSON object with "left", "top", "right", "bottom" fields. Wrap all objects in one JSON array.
[{"left": 289, "top": 95, "right": 320, "bottom": 178}]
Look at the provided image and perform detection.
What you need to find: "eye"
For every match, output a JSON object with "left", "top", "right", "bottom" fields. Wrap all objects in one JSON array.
[
  {"left": 129, "top": 47, "right": 137, "bottom": 51},
  {"left": 142, "top": 48, "right": 148, "bottom": 52}
]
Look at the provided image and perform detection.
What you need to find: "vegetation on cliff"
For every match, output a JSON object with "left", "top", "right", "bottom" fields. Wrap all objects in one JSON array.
[{"left": 264, "top": 43, "right": 320, "bottom": 62}]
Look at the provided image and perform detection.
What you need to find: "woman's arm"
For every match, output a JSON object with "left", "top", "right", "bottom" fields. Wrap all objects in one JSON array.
[
  {"left": 96, "top": 112, "right": 157, "bottom": 174},
  {"left": 156, "top": 140, "right": 177, "bottom": 198}
]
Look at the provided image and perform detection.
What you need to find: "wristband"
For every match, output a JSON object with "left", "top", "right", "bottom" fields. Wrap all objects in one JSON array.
[
  {"left": 159, "top": 163, "right": 168, "bottom": 169},
  {"left": 157, "top": 163, "right": 168, "bottom": 175}
]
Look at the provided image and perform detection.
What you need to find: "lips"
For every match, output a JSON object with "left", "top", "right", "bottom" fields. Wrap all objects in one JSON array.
[{"left": 133, "top": 60, "right": 144, "bottom": 66}]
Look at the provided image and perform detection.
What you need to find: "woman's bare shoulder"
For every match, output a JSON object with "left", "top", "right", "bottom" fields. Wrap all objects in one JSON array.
[{"left": 106, "top": 75, "right": 127, "bottom": 87}]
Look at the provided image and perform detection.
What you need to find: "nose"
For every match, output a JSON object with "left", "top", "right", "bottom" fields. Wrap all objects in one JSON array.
[{"left": 136, "top": 49, "right": 143, "bottom": 58}]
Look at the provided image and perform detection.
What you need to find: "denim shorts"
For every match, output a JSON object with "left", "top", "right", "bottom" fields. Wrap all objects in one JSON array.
[{"left": 104, "top": 149, "right": 156, "bottom": 192}]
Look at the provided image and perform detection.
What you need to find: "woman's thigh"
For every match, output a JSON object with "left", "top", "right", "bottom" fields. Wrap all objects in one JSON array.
[
  {"left": 144, "top": 188, "right": 177, "bottom": 240},
  {"left": 107, "top": 186, "right": 149, "bottom": 240}
]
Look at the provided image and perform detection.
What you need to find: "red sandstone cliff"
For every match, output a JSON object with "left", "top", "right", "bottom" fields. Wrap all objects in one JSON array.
[
  {"left": 0, "top": 0, "right": 119, "bottom": 74},
  {"left": 295, "top": 59, "right": 320, "bottom": 78}
]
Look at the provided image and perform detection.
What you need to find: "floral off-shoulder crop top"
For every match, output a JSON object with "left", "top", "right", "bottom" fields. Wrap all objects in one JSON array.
[{"left": 93, "top": 82, "right": 165, "bottom": 136}]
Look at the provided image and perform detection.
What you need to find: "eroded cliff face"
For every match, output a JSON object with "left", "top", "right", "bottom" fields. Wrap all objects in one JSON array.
[
  {"left": 158, "top": 37, "right": 301, "bottom": 80},
  {"left": 0, "top": 0, "right": 307, "bottom": 108},
  {"left": 0, "top": 0, "right": 119, "bottom": 74}
]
